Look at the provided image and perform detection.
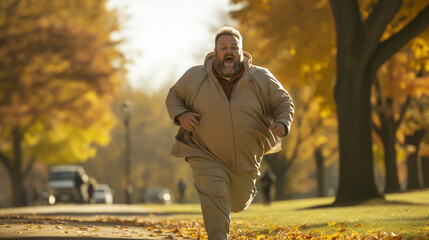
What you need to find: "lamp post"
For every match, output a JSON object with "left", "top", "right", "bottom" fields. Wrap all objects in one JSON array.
[{"left": 122, "top": 100, "right": 132, "bottom": 204}]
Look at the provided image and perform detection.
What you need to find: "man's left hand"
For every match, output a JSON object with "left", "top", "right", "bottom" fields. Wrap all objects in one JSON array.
[{"left": 269, "top": 122, "right": 287, "bottom": 137}]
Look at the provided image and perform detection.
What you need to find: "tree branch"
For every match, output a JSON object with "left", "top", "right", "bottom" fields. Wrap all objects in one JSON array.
[
  {"left": 372, "top": 114, "right": 383, "bottom": 138},
  {"left": 362, "top": 0, "right": 402, "bottom": 56},
  {"left": 369, "top": 5, "right": 429, "bottom": 82}
]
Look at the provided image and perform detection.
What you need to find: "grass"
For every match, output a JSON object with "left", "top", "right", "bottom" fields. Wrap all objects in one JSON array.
[{"left": 142, "top": 190, "right": 429, "bottom": 239}]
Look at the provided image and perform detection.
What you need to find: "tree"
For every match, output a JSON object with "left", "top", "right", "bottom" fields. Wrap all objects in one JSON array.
[
  {"left": 405, "top": 129, "right": 426, "bottom": 189},
  {"left": 402, "top": 95, "right": 429, "bottom": 189},
  {"left": 372, "top": 46, "right": 429, "bottom": 193},
  {"left": 329, "top": 0, "right": 429, "bottom": 203},
  {"left": 0, "top": 0, "right": 124, "bottom": 206}
]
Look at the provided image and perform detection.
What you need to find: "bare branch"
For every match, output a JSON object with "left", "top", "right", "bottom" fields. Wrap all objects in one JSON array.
[{"left": 369, "top": 5, "right": 429, "bottom": 81}]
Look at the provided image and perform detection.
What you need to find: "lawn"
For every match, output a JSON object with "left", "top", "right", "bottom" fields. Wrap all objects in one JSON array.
[{"left": 144, "top": 189, "right": 429, "bottom": 239}]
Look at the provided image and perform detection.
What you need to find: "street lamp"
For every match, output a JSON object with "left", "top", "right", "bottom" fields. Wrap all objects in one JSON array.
[{"left": 122, "top": 100, "right": 133, "bottom": 204}]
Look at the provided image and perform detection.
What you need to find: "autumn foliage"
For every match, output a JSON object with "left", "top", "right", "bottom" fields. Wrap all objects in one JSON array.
[
  {"left": 230, "top": 0, "right": 429, "bottom": 201},
  {"left": 0, "top": 0, "right": 125, "bottom": 206}
]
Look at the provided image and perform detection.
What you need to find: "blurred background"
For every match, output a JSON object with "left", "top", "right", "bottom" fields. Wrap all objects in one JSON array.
[{"left": 0, "top": 0, "right": 428, "bottom": 207}]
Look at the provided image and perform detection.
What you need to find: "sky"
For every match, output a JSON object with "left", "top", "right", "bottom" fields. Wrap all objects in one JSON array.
[{"left": 107, "top": 0, "right": 237, "bottom": 93}]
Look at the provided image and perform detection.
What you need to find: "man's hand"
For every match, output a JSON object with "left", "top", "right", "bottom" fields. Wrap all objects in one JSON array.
[
  {"left": 269, "top": 122, "right": 287, "bottom": 137},
  {"left": 176, "top": 112, "right": 201, "bottom": 131}
]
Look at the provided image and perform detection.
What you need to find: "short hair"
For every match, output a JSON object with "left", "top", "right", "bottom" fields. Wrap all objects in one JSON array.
[{"left": 215, "top": 26, "right": 242, "bottom": 47}]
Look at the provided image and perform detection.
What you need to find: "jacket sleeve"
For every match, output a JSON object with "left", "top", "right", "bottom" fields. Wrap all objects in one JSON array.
[
  {"left": 265, "top": 69, "right": 295, "bottom": 136},
  {"left": 165, "top": 68, "right": 193, "bottom": 126}
]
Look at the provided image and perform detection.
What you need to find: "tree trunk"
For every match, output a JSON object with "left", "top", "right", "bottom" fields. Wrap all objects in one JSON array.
[
  {"left": 406, "top": 152, "right": 424, "bottom": 190},
  {"left": 315, "top": 147, "right": 325, "bottom": 197},
  {"left": 334, "top": 73, "right": 382, "bottom": 203},
  {"left": 421, "top": 156, "right": 429, "bottom": 188},
  {"left": 11, "top": 168, "right": 27, "bottom": 206},
  {"left": 373, "top": 94, "right": 403, "bottom": 193},
  {"left": 405, "top": 129, "right": 426, "bottom": 190},
  {"left": 273, "top": 168, "right": 286, "bottom": 200},
  {"left": 382, "top": 132, "right": 401, "bottom": 193},
  {"left": 10, "top": 127, "right": 28, "bottom": 206},
  {"left": 265, "top": 153, "right": 291, "bottom": 200},
  {"left": 329, "top": 0, "right": 429, "bottom": 204}
]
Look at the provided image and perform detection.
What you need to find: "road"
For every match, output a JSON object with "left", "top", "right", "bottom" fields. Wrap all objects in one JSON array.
[{"left": 0, "top": 204, "right": 200, "bottom": 239}]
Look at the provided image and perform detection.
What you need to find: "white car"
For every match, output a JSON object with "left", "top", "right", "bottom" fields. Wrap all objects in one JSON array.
[
  {"left": 47, "top": 165, "right": 88, "bottom": 203},
  {"left": 140, "top": 188, "right": 172, "bottom": 204},
  {"left": 93, "top": 184, "right": 113, "bottom": 204}
]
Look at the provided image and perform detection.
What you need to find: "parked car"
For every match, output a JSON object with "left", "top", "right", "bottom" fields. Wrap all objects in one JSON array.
[
  {"left": 47, "top": 165, "right": 88, "bottom": 203},
  {"left": 93, "top": 184, "right": 113, "bottom": 204},
  {"left": 140, "top": 188, "right": 172, "bottom": 204}
]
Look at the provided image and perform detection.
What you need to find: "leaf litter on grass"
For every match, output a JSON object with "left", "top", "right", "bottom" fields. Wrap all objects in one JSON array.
[{"left": 2, "top": 213, "right": 429, "bottom": 239}]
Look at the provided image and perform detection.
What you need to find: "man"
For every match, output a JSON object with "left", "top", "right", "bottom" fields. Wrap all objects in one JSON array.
[
  {"left": 166, "top": 26, "right": 294, "bottom": 239},
  {"left": 177, "top": 178, "right": 187, "bottom": 203},
  {"left": 261, "top": 169, "right": 276, "bottom": 205}
]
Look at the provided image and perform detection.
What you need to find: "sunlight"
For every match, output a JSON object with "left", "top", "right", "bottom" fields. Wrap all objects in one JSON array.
[{"left": 107, "top": 0, "right": 235, "bottom": 92}]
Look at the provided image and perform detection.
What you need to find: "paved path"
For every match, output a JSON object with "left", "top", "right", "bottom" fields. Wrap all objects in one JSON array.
[
  {"left": 0, "top": 204, "right": 195, "bottom": 239},
  {"left": 0, "top": 204, "right": 155, "bottom": 216}
]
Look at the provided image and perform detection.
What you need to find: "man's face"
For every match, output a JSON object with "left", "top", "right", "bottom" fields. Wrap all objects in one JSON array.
[{"left": 214, "top": 35, "right": 244, "bottom": 78}]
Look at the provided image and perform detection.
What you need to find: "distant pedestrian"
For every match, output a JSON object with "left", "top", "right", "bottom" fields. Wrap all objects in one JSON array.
[
  {"left": 87, "top": 178, "right": 96, "bottom": 203},
  {"left": 261, "top": 169, "right": 276, "bottom": 205},
  {"left": 74, "top": 172, "right": 84, "bottom": 203},
  {"left": 177, "top": 178, "right": 187, "bottom": 203}
]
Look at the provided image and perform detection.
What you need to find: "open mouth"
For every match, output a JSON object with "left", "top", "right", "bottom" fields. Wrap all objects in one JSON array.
[{"left": 224, "top": 56, "right": 234, "bottom": 64}]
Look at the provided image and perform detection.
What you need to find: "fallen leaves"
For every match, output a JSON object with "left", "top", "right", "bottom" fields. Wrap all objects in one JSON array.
[
  {"left": 225, "top": 221, "right": 409, "bottom": 240},
  {"left": 0, "top": 214, "right": 426, "bottom": 239}
]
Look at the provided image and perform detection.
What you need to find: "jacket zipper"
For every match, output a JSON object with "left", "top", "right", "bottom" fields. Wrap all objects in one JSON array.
[{"left": 229, "top": 100, "right": 238, "bottom": 172}]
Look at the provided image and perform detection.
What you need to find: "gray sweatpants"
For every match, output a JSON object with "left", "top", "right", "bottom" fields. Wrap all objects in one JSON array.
[{"left": 187, "top": 157, "right": 259, "bottom": 240}]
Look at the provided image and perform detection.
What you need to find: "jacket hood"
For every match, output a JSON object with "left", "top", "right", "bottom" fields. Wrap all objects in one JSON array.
[{"left": 204, "top": 51, "right": 253, "bottom": 69}]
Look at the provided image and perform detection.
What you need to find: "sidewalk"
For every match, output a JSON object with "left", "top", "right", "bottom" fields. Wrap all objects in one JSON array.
[{"left": 0, "top": 204, "right": 194, "bottom": 239}]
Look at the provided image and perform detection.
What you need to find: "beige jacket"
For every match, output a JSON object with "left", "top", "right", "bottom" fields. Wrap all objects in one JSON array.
[{"left": 166, "top": 52, "right": 294, "bottom": 172}]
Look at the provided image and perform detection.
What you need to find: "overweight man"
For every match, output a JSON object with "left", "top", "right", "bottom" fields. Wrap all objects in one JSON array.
[{"left": 166, "top": 26, "right": 294, "bottom": 240}]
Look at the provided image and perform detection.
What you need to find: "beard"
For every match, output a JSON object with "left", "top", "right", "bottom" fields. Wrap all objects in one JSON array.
[{"left": 213, "top": 53, "right": 243, "bottom": 78}]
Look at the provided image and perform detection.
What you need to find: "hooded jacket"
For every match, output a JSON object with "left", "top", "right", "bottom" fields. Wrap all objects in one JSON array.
[{"left": 165, "top": 52, "right": 294, "bottom": 173}]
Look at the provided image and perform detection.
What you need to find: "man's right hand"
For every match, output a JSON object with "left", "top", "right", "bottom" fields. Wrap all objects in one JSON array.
[{"left": 176, "top": 112, "right": 201, "bottom": 131}]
